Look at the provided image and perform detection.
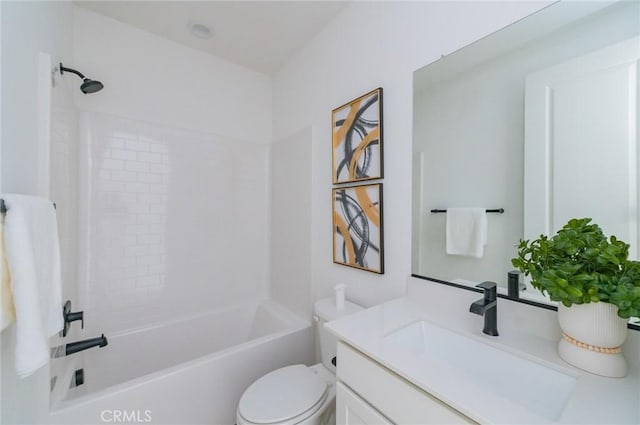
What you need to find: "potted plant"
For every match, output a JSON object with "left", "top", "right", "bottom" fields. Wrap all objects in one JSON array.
[{"left": 512, "top": 218, "right": 640, "bottom": 377}]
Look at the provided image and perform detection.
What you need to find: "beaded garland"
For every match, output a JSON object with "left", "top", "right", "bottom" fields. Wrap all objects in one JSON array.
[{"left": 562, "top": 332, "right": 622, "bottom": 354}]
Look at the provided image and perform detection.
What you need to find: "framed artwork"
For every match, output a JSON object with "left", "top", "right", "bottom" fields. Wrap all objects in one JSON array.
[
  {"left": 332, "top": 88, "right": 383, "bottom": 184},
  {"left": 332, "top": 183, "right": 384, "bottom": 274}
]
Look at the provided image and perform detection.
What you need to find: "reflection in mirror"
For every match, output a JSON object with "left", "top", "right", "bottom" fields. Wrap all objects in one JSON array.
[{"left": 411, "top": 1, "right": 640, "bottom": 310}]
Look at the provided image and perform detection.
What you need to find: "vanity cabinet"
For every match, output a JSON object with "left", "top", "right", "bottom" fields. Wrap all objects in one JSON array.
[{"left": 336, "top": 342, "right": 476, "bottom": 425}]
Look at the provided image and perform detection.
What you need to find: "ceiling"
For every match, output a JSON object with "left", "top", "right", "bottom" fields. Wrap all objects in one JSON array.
[{"left": 75, "top": 1, "right": 349, "bottom": 76}]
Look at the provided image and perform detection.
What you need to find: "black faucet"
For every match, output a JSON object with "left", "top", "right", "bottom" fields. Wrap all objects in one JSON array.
[
  {"left": 65, "top": 334, "right": 108, "bottom": 356},
  {"left": 469, "top": 281, "right": 499, "bottom": 336}
]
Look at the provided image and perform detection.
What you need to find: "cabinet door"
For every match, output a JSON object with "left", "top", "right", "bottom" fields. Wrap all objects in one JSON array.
[{"left": 336, "top": 382, "right": 392, "bottom": 425}]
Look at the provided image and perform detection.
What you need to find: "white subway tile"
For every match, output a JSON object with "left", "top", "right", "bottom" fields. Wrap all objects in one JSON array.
[
  {"left": 128, "top": 203, "right": 149, "bottom": 214},
  {"left": 124, "top": 265, "right": 149, "bottom": 278},
  {"left": 138, "top": 214, "right": 163, "bottom": 224},
  {"left": 138, "top": 193, "right": 162, "bottom": 204},
  {"left": 149, "top": 184, "right": 168, "bottom": 194},
  {"left": 136, "top": 275, "right": 161, "bottom": 288},
  {"left": 100, "top": 181, "right": 125, "bottom": 192},
  {"left": 149, "top": 143, "right": 168, "bottom": 154},
  {"left": 109, "top": 138, "right": 125, "bottom": 149},
  {"left": 123, "top": 257, "right": 137, "bottom": 268},
  {"left": 149, "top": 204, "right": 165, "bottom": 214},
  {"left": 108, "top": 278, "right": 134, "bottom": 290},
  {"left": 125, "top": 245, "right": 149, "bottom": 256},
  {"left": 138, "top": 152, "right": 162, "bottom": 163},
  {"left": 148, "top": 245, "right": 166, "bottom": 255},
  {"left": 147, "top": 223, "right": 164, "bottom": 234},
  {"left": 123, "top": 234, "right": 137, "bottom": 246},
  {"left": 111, "top": 148, "right": 137, "bottom": 161},
  {"left": 148, "top": 264, "right": 165, "bottom": 275},
  {"left": 125, "top": 161, "right": 149, "bottom": 173},
  {"left": 138, "top": 173, "right": 162, "bottom": 183},
  {"left": 126, "top": 139, "right": 149, "bottom": 152},
  {"left": 111, "top": 170, "right": 138, "bottom": 182},
  {"left": 102, "top": 159, "right": 124, "bottom": 170},
  {"left": 137, "top": 255, "right": 161, "bottom": 266},
  {"left": 125, "top": 182, "right": 150, "bottom": 193},
  {"left": 98, "top": 170, "right": 111, "bottom": 181},
  {"left": 137, "top": 234, "right": 162, "bottom": 245},
  {"left": 125, "top": 223, "right": 149, "bottom": 235},
  {"left": 148, "top": 164, "right": 166, "bottom": 173}
]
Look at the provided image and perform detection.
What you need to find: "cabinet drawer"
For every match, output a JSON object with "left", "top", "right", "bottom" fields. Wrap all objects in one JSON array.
[
  {"left": 337, "top": 382, "right": 393, "bottom": 425},
  {"left": 337, "top": 342, "right": 475, "bottom": 424}
]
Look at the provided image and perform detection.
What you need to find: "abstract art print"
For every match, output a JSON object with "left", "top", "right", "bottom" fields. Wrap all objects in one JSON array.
[
  {"left": 332, "top": 88, "right": 383, "bottom": 184},
  {"left": 332, "top": 183, "right": 384, "bottom": 274}
]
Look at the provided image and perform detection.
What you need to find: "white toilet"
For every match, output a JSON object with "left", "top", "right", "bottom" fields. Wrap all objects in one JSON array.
[{"left": 236, "top": 298, "right": 363, "bottom": 425}]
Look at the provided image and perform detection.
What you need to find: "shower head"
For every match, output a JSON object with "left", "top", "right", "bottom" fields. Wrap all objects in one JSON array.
[
  {"left": 60, "top": 63, "right": 104, "bottom": 94},
  {"left": 80, "top": 79, "right": 104, "bottom": 94}
]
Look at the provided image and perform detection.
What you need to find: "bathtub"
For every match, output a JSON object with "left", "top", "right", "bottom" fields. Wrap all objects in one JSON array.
[{"left": 47, "top": 301, "right": 314, "bottom": 425}]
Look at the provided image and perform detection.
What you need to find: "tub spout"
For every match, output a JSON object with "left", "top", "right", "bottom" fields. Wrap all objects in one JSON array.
[{"left": 65, "top": 334, "right": 108, "bottom": 356}]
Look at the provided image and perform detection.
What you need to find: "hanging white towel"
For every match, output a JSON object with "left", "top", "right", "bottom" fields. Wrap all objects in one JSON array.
[
  {"left": 1, "top": 194, "right": 63, "bottom": 378},
  {"left": 1, "top": 213, "right": 16, "bottom": 332},
  {"left": 446, "top": 208, "right": 488, "bottom": 259}
]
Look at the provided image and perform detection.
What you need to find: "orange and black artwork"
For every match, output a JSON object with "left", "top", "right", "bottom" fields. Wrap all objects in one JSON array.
[
  {"left": 332, "top": 183, "right": 383, "bottom": 274},
  {"left": 332, "top": 88, "right": 383, "bottom": 184}
]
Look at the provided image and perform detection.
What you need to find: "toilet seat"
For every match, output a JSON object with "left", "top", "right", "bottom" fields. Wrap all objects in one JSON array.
[{"left": 238, "top": 365, "right": 329, "bottom": 424}]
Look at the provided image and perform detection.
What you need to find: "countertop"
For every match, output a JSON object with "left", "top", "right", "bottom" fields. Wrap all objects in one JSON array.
[{"left": 326, "top": 279, "right": 640, "bottom": 424}]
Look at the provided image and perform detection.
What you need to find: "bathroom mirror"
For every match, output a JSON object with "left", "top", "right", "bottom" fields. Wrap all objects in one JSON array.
[{"left": 411, "top": 0, "right": 640, "bottom": 313}]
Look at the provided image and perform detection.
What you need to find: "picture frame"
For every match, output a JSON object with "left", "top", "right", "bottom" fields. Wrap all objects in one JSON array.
[
  {"left": 332, "top": 183, "right": 384, "bottom": 274},
  {"left": 332, "top": 88, "right": 383, "bottom": 184}
]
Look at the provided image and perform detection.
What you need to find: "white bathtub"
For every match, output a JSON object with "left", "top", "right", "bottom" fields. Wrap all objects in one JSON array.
[{"left": 47, "top": 301, "right": 314, "bottom": 425}]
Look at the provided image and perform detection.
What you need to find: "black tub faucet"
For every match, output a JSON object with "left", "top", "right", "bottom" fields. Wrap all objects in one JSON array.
[
  {"left": 470, "top": 281, "right": 499, "bottom": 336},
  {"left": 65, "top": 334, "right": 108, "bottom": 356}
]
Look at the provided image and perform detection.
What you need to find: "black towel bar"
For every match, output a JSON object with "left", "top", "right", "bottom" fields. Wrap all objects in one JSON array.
[
  {"left": 430, "top": 208, "right": 504, "bottom": 214},
  {"left": 0, "top": 199, "right": 56, "bottom": 214}
]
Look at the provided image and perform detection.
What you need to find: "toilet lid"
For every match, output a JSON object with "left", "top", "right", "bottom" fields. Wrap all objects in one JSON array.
[{"left": 238, "top": 365, "right": 328, "bottom": 424}]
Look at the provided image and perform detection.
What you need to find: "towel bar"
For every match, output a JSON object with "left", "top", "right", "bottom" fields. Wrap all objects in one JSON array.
[
  {"left": 430, "top": 208, "right": 504, "bottom": 214},
  {"left": 0, "top": 199, "right": 56, "bottom": 214}
]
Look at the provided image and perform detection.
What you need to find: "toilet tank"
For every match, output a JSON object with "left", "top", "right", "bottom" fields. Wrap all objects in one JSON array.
[{"left": 313, "top": 297, "right": 363, "bottom": 373}]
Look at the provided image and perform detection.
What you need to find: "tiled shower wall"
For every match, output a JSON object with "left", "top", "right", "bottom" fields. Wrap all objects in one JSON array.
[{"left": 78, "top": 113, "right": 270, "bottom": 335}]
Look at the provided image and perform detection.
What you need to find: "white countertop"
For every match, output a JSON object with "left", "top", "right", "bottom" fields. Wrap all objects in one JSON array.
[{"left": 326, "top": 279, "right": 640, "bottom": 424}]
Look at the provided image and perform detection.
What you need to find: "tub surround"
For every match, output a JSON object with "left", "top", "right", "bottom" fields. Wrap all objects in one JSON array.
[
  {"left": 327, "top": 277, "right": 639, "bottom": 424},
  {"left": 48, "top": 302, "right": 313, "bottom": 425}
]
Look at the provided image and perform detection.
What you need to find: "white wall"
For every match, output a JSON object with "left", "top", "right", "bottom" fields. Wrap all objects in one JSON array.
[
  {"left": 73, "top": 6, "right": 272, "bottom": 144},
  {"left": 271, "top": 128, "right": 312, "bottom": 319},
  {"left": 72, "top": 7, "right": 273, "bottom": 335},
  {"left": 1, "top": 1, "right": 73, "bottom": 195},
  {"left": 273, "top": 1, "right": 550, "bottom": 308},
  {"left": 1, "top": 2, "right": 75, "bottom": 423}
]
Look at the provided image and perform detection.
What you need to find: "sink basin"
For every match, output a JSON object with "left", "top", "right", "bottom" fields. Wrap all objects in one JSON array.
[{"left": 383, "top": 320, "right": 577, "bottom": 421}]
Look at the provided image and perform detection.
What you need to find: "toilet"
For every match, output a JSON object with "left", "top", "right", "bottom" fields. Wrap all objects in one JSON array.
[{"left": 236, "top": 297, "right": 363, "bottom": 425}]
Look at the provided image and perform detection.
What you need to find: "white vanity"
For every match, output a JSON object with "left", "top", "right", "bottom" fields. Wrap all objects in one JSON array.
[{"left": 327, "top": 278, "right": 640, "bottom": 424}]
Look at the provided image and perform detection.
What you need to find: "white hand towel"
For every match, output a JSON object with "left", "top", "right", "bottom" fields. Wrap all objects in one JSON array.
[
  {"left": 2, "top": 194, "right": 63, "bottom": 378},
  {"left": 446, "top": 208, "right": 488, "bottom": 259}
]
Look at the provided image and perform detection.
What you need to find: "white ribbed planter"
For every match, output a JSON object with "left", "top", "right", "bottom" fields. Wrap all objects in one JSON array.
[{"left": 557, "top": 303, "right": 628, "bottom": 378}]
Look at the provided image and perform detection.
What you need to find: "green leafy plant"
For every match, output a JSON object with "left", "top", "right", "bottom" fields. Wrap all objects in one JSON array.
[{"left": 512, "top": 218, "right": 640, "bottom": 319}]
